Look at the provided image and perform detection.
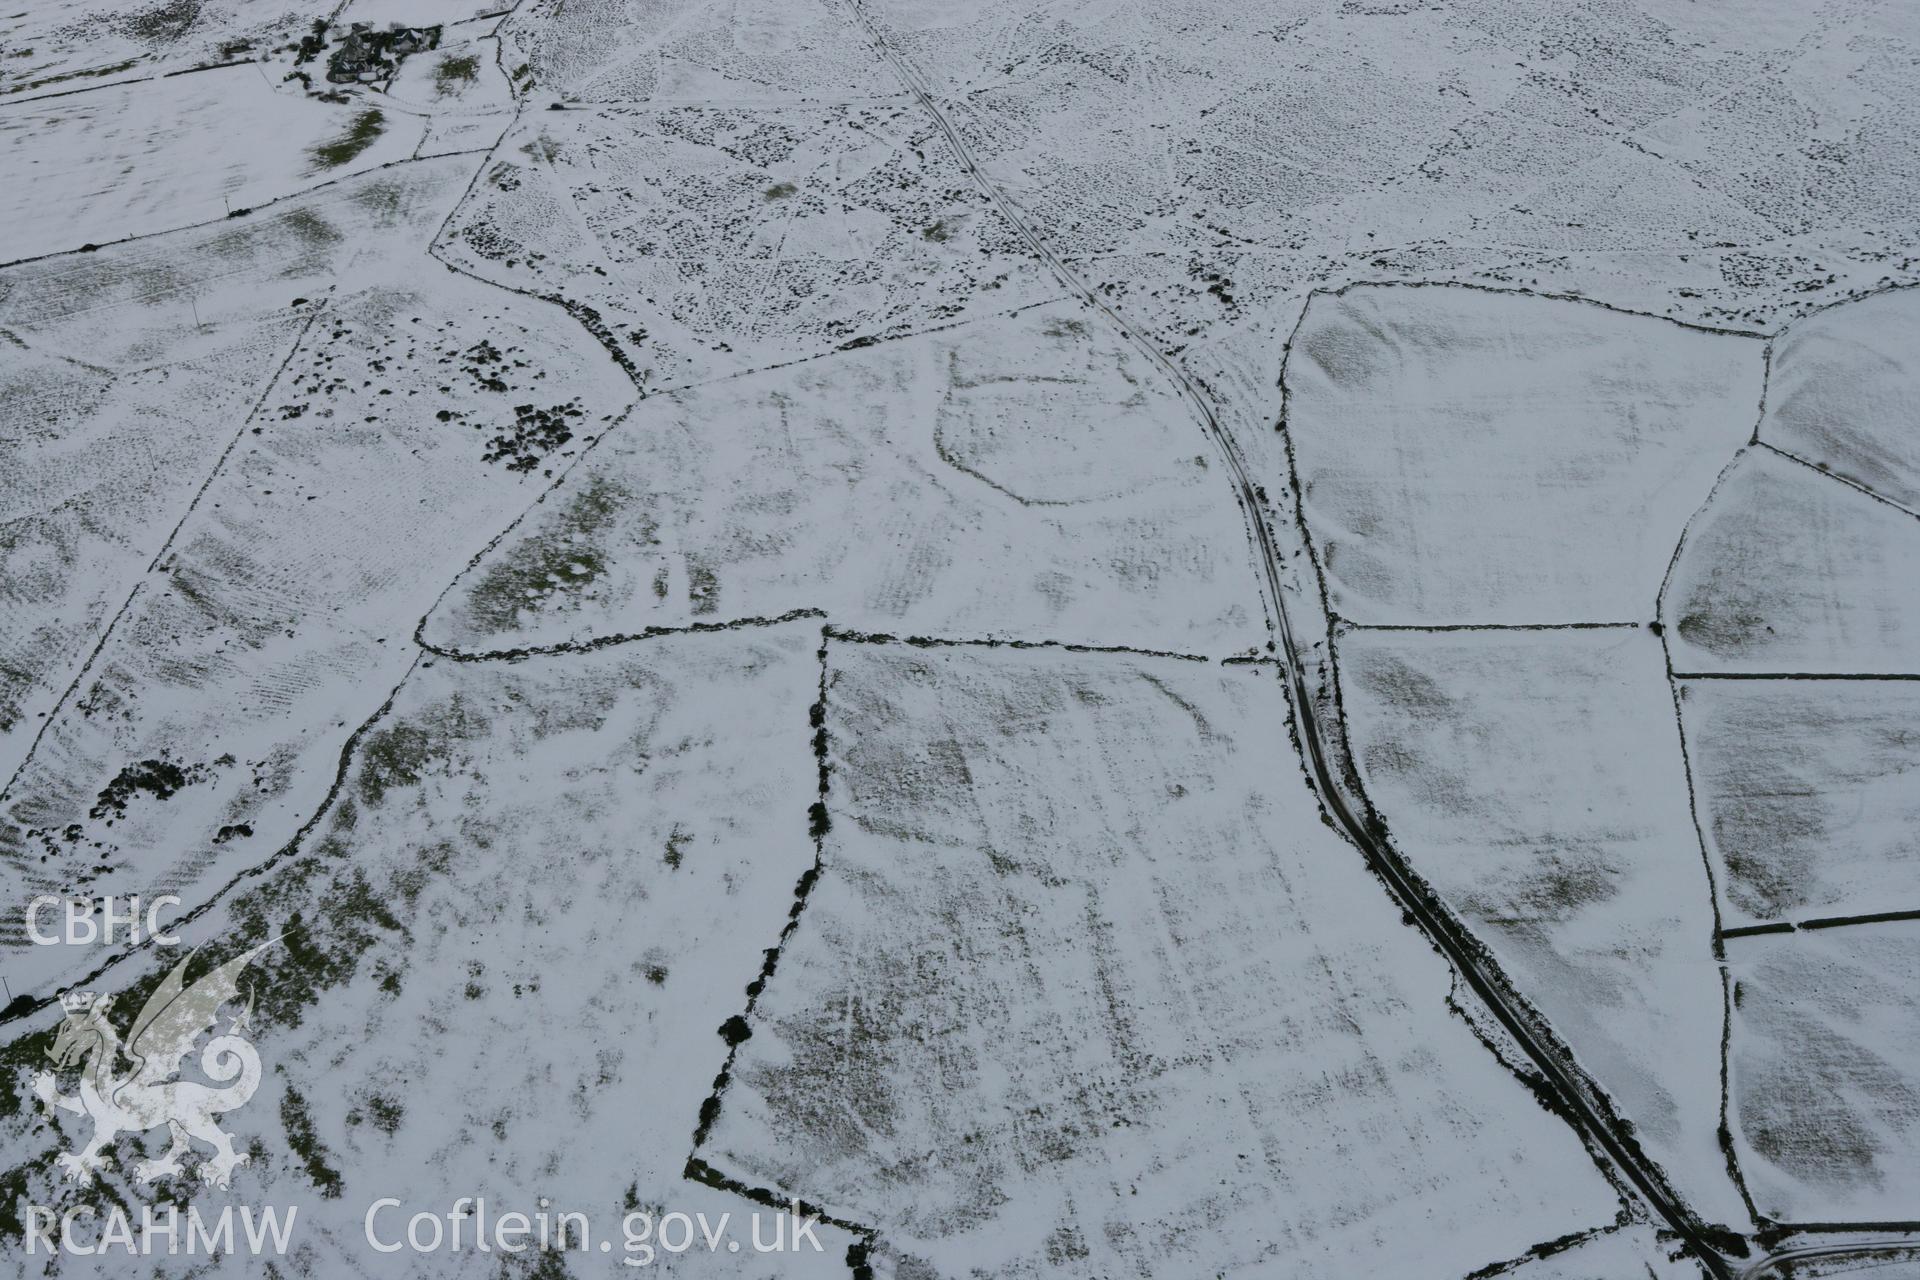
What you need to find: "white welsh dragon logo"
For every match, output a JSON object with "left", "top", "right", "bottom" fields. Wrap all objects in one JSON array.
[{"left": 32, "top": 939, "right": 279, "bottom": 1189}]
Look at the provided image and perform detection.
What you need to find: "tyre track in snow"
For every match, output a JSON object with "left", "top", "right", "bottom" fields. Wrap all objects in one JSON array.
[{"left": 835, "top": 4, "right": 1739, "bottom": 1275}]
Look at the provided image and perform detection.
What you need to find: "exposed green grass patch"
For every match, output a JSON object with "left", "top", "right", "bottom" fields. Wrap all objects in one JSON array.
[
  {"left": 434, "top": 52, "right": 479, "bottom": 94},
  {"left": 466, "top": 476, "right": 633, "bottom": 633},
  {"left": 310, "top": 108, "right": 386, "bottom": 170},
  {"left": 365, "top": 1093, "right": 405, "bottom": 1136},
  {"left": 281, "top": 205, "right": 345, "bottom": 245},
  {"left": 6, "top": 57, "right": 138, "bottom": 96},
  {"left": 356, "top": 698, "right": 486, "bottom": 807},
  {"left": 281, "top": 1085, "right": 344, "bottom": 1197}
]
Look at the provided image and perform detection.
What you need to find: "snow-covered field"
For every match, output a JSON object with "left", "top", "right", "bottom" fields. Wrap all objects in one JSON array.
[
  {"left": 1729, "top": 923, "right": 1920, "bottom": 1225},
  {"left": 1763, "top": 288, "right": 1920, "bottom": 515},
  {"left": 1285, "top": 283, "right": 1761, "bottom": 627},
  {"left": 1663, "top": 446, "right": 1920, "bottom": 676},
  {"left": 1334, "top": 626, "right": 1745, "bottom": 1231},
  {"left": 3, "top": 1, "right": 1919, "bottom": 1276},
  {"left": 1, "top": 156, "right": 638, "bottom": 1002},
  {"left": 1679, "top": 680, "right": 1920, "bottom": 929},
  {"left": 422, "top": 300, "right": 1264, "bottom": 657},
  {"left": 701, "top": 640, "right": 1622, "bottom": 1278}
]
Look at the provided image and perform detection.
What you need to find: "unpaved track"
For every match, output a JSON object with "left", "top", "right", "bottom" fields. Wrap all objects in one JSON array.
[
  {"left": 1740, "top": 1238, "right": 1920, "bottom": 1279},
  {"left": 836, "top": 2, "right": 1742, "bottom": 1274}
]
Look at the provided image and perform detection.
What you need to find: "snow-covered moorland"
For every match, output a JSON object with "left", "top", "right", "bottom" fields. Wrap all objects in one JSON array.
[{"left": 3, "top": 1, "right": 1919, "bottom": 1277}]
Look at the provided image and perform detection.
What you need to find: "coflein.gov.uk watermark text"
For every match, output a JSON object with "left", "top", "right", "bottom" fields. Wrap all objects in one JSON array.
[
  {"left": 366, "top": 1198, "right": 827, "bottom": 1267},
  {"left": 25, "top": 1199, "right": 827, "bottom": 1267}
]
